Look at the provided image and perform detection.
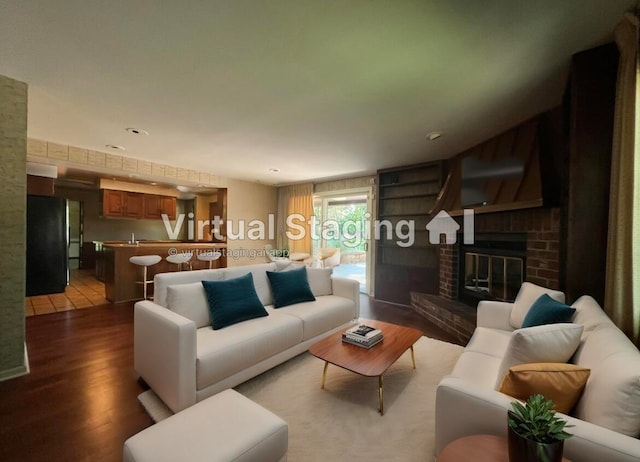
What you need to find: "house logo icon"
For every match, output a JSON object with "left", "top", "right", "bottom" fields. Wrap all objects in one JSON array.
[{"left": 426, "top": 209, "right": 475, "bottom": 245}]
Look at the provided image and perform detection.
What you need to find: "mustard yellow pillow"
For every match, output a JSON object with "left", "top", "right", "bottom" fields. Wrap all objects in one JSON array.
[{"left": 499, "top": 362, "right": 590, "bottom": 413}]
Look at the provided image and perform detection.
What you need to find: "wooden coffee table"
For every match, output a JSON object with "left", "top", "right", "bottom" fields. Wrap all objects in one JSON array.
[{"left": 309, "top": 319, "right": 423, "bottom": 415}]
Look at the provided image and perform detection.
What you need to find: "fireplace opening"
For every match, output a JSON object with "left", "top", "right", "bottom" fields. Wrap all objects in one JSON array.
[{"left": 458, "top": 233, "right": 527, "bottom": 306}]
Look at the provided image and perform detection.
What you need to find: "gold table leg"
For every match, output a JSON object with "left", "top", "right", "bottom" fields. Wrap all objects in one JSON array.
[
  {"left": 321, "top": 361, "right": 329, "bottom": 389},
  {"left": 410, "top": 345, "right": 416, "bottom": 369},
  {"left": 378, "top": 375, "right": 384, "bottom": 415}
]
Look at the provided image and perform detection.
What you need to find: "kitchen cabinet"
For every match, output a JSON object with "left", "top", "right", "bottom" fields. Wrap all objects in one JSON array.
[
  {"left": 143, "top": 195, "right": 176, "bottom": 220},
  {"left": 143, "top": 195, "right": 162, "bottom": 219},
  {"left": 124, "top": 192, "right": 144, "bottom": 218},
  {"left": 103, "top": 190, "right": 126, "bottom": 217},
  {"left": 102, "top": 189, "right": 176, "bottom": 220}
]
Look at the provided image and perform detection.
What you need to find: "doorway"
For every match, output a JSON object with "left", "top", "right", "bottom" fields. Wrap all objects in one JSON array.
[
  {"left": 313, "top": 189, "right": 373, "bottom": 294},
  {"left": 67, "top": 200, "right": 83, "bottom": 270}
]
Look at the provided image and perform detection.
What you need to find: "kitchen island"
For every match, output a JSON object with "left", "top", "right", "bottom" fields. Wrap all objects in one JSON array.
[{"left": 102, "top": 242, "right": 227, "bottom": 302}]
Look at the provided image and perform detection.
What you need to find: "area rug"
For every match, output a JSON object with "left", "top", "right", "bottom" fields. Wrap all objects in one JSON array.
[{"left": 138, "top": 336, "right": 463, "bottom": 461}]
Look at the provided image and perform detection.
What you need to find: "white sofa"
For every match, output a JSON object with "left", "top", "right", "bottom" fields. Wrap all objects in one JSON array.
[
  {"left": 134, "top": 262, "right": 360, "bottom": 413},
  {"left": 435, "top": 285, "right": 640, "bottom": 462}
]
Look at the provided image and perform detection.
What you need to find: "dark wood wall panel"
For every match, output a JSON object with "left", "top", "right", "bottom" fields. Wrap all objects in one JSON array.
[{"left": 564, "top": 43, "right": 618, "bottom": 304}]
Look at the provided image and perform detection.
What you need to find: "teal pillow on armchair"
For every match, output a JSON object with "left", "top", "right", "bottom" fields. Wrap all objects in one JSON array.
[
  {"left": 521, "top": 294, "right": 576, "bottom": 328},
  {"left": 202, "top": 273, "right": 268, "bottom": 330}
]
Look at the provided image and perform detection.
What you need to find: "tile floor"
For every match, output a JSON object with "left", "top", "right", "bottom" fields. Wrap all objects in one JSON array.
[{"left": 25, "top": 269, "right": 107, "bottom": 317}]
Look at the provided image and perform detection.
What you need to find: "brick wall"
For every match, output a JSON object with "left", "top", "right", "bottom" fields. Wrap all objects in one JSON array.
[
  {"left": 439, "top": 207, "right": 563, "bottom": 300},
  {"left": 0, "top": 75, "right": 28, "bottom": 380},
  {"left": 439, "top": 236, "right": 458, "bottom": 299}
]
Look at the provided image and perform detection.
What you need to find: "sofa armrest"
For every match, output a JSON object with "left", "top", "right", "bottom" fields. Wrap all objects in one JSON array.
[
  {"left": 435, "top": 376, "right": 513, "bottom": 455},
  {"left": 134, "top": 300, "right": 197, "bottom": 413},
  {"left": 331, "top": 277, "right": 360, "bottom": 319},
  {"left": 435, "top": 377, "right": 640, "bottom": 462},
  {"left": 476, "top": 300, "right": 514, "bottom": 331}
]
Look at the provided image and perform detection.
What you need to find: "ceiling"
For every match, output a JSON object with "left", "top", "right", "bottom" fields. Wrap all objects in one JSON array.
[{"left": 0, "top": 1, "right": 634, "bottom": 185}]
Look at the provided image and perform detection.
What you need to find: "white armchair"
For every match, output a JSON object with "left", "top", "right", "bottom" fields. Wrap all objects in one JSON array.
[{"left": 319, "top": 247, "right": 341, "bottom": 268}]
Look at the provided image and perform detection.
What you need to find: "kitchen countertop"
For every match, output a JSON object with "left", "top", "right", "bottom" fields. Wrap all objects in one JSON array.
[{"left": 101, "top": 241, "right": 226, "bottom": 248}]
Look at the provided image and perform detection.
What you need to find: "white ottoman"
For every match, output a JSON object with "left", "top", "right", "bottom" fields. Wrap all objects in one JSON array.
[{"left": 124, "top": 389, "right": 288, "bottom": 462}]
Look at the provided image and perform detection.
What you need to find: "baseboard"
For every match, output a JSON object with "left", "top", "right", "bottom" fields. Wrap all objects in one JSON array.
[{"left": 0, "top": 343, "right": 30, "bottom": 382}]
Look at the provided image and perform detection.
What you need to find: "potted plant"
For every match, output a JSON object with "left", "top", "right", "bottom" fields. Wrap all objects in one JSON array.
[{"left": 507, "top": 394, "right": 573, "bottom": 462}]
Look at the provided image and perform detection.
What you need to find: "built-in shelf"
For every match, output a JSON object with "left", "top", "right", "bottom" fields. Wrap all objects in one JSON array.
[{"left": 375, "top": 161, "right": 444, "bottom": 305}]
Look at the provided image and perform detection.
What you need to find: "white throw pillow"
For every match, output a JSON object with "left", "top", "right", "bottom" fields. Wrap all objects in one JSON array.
[
  {"left": 166, "top": 282, "right": 211, "bottom": 328},
  {"left": 495, "top": 323, "right": 583, "bottom": 389},
  {"left": 306, "top": 268, "right": 333, "bottom": 296},
  {"left": 510, "top": 282, "right": 565, "bottom": 329}
]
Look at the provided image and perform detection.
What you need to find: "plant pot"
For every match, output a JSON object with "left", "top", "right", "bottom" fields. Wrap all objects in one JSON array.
[{"left": 507, "top": 412, "right": 565, "bottom": 462}]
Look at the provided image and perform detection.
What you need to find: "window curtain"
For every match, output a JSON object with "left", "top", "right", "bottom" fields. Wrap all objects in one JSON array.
[
  {"left": 276, "top": 183, "right": 313, "bottom": 254},
  {"left": 605, "top": 12, "right": 640, "bottom": 344}
]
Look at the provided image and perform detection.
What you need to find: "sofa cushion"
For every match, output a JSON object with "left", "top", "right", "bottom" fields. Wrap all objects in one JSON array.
[
  {"left": 571, "top": 295, "right": 614, "bottom": 333},
  {"left": 498, "top": 362, "right": 590, "bottom": 413},
  {"left": 495, "top": 323, "right": 583, "bottom": 389},
  {"left": 572, "top": 325, "right": 640, "bottom": 437},
  {"left": 266, "top": 295, "right": 355, "bottom": 341},
  {"left": 521, "top": 294, "right": 575, "bottom": 328},
  {"left": 267, "top": 266, "right": 316, "bottom": 308},
  {"left": 464, "top": 327, "right": 512, "bottom": 358},
  {"left": 306, "top": 268, "right": 333, "bottom": 296},
  {"left": 154, "top": 269, "right": 224, "bottom": 307},
  {"left": 195, "top": 312, "right": 303, "bottom": 389},
  {"left": 510, "top": 282, "right": 565, "bottom": 329},
  {"left": 202, "top": 273, "right": 268, "bottom": 330},
  {"left": 166, "top": 282, "right": 211, "bottom": 328},
  {"left": 450, "top": 351, "right": 504, "bottom": 389},
  {"left": 224, "top": 263, "right": 277, "bottom": 306}
]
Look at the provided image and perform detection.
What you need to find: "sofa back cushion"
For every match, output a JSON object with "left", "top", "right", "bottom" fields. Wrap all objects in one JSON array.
[
  {"left": 154, "top": 269, "right": 224, "bottom": 307},
  {"left": 305, "top": 268, "right": 334, "bottom": 296},
  {"left": 510, "top": 282, "right": 565, "bottom": 328},
  {"left": 571, "top": 323, "right": 640, "bottom": 437},
  {"left": 571, "top": 295, "right": 614, "bottom": 333},
  {"left": 166, "top": 282, "right": 211, "bottom": 328},
  {"left": 224, "top": 263, "right": 277, "bottom": 306}
]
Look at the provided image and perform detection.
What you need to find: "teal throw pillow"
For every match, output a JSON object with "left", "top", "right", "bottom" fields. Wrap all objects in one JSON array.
[
  {"left": 266, "top": 266, "right": 316, "bottom": 308},
  {"left": 202, "top": 273, "right": 268, "bottom": 330},
  {"left": 522, "top": 294, "right": 576, "bottom": 328}
]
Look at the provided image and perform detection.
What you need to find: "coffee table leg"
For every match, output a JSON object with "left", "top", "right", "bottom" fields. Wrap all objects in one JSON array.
[
  {"left": 378, "top": 375, "right": 384, "bottom": 415},
  {"left": 410, "top": 345, "right": 416, "bottom": 369},
  {"left": 321, "top": 361, "right": 329, "bottom": 389}
]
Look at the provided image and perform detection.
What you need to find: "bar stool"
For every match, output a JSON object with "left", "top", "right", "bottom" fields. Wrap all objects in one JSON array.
[
  {"left": 129, "top": 255, "right": 161, "bottom": 300},
  {"left": 166, "top": 252, "right": 193, "bottom": 271},
  {"left": 196, "top": 250, "right": 222, "bottom": 269}
]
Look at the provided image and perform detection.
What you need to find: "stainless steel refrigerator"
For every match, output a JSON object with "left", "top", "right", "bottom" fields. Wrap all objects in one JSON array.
[{"left": 26, "top": 195, "right": 69, "bottom": 296}]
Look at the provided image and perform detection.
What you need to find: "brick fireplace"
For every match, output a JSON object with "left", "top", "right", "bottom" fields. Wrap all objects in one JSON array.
[
  {"left": 440, "top": 207, "right": 562, "bottom": 303},
  {"left": 411, "top": 206, "right": 562, "bottom": 343}
]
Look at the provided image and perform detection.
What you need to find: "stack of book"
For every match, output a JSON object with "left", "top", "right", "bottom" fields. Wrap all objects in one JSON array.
[{"left": 342, "top": 324, "right": 383, "bottom": 349}]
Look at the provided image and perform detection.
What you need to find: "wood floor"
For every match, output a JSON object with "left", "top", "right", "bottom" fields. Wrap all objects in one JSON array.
[{"left": 0, "top": 295, "right": 460, "bottom": 462}]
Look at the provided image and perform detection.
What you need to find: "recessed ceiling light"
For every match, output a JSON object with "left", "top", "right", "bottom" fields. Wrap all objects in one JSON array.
[
  {"left": 126, "top": 127, "right": 149, "bottom": 136},
  {"left": 150, "top": 182, "right": 157, "bottom": 186},
  {"left": 268, "top": 168, "right": 280, "bottom": 173},
  {"left": 106, "top": 144, "right": 126, "bottom": 151},
  {"left": 426, "top": 131, "right": 443, "bottom": 141}
]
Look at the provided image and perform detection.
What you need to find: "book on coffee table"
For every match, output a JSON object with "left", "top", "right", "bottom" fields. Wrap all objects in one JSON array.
[
  {"left": 344, "top": 324, "right": 383, "bottom": 340},
  {"left": 341, "top": 334, "right": 383, "bottom": 349},
  {"left": 342, "top": 324, "right": 383, "bottom": 348}
]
